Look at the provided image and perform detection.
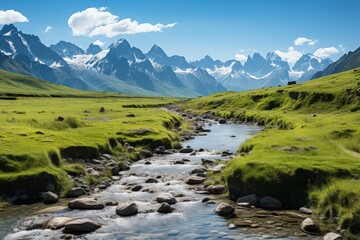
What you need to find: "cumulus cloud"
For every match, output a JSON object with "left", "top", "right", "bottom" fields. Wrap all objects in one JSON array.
[
  {"left": 275, "top": 47, "right": 303, "bottom": 67},
  {"left": 294, "top": 37, "right": 317, "bottom": 46},
  {"left": 44, "top": 26, "right": 52, "bottom": 33},
  {"left": 93, "top": 40, "right": 104, "bottom": 46},
  {"left": 0, "top": 9, "right": 28, "bottom": 25},
  {"left": 68, "top": 7, "right": 176, "bottom": 37},
  {"left": 313, "top": 47, "right": 339, "bottom": 59},
  {"left": 234, "top": 53, "right": 247, "bottom": 64}
]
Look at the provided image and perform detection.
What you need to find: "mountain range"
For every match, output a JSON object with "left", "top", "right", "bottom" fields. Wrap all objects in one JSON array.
[{"left": 0, "top": 24, "right": 337, "bottom": 97}]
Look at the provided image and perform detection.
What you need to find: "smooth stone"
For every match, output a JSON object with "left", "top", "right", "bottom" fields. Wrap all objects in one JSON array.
[
  {"left": 64, "top": 219, "right": 101, "bottom": 234},
  {"left": 116, "top": 202, "right": 139, "bottom": 216},
  {"left": 228, "top": 223, "right": 236, "bottom": 229},
  {"left": 156, "top": 193, "right": 177, "bottom": 205},
  {"left": 43, "top": 217, "right": 73, "bottom": 230},
  {"left": 205, "top": 200, "right": 216, "bottom": 204},
  {"left": 259, "top": 196, "right": 282, "bottom": 209},
  {"left": 68, "top": 198, "right": 104, "bottom": 210},
  {"left": 301, "top": 218, "right": 320, "bottom": 233},
  {"left": 131, "top": 185, "right": 143, "bottom": 191},
  {"left": 179, "top": 148, "right": 194, "bottom": 153},
  {"left": 236, "top": 194, "right": 258, "bottom": 205},
  {"left": 214, "top": 203, "right": 235, "bottom": 216},
  {"left": 157, "top": 202, "right": 173, "bottom": 213},
  {"left": 299, "top": 207, "right": 313, "bottom": 215},
  {"left": 185, "top": 176, "right": 205, "bottom": 185},
  {"left": 43, "top": 192, "right": 59, "bottom": 204},
  {"left": 202, "top": 197, "right": 212, "bottom": 203},
  {"left": 236, "top": 202, "right": 252, "bottom": 208},
  {"left": 323, "top": 232, "right": 343, "bottom": 240},
  {"left": 67, "top": 187, "right": 86, "bottom": 197},
  {"left": 207, "top": 185, "right": 225, "bottom": 194},
  {"left": 145, "top": 177, "right": 159, "bottom": 183},
  {"left": 189, "top": 168, "right": 206, "bottom": 175}
]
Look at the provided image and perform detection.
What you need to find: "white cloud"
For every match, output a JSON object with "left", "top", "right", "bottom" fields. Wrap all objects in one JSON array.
[
  {"left": 234, "top": 53, "right": 247, "bottom": 64},
  {"left": 275, "top": 47, "right": 303, "bottom": 67},
  {"left": 313, "top": 47, "right": 339, "bottom": 59},
  {"left": 44, "top": 26, "right": 52, "bottom": 33},
  {"left": 68, "top": 7, "right": 176, "bottom": 38},
  {"left": 338, "top": 45, "right": 346, "bottom": 52},
  {"left": 93, "top": 40, "right": 104, "bottom": 47},
  {"left": 294, "top": 37, "right": 317, "bottom": 46},
  {"left": 0, "top": 9, "right": 28, "bottom": 25}
]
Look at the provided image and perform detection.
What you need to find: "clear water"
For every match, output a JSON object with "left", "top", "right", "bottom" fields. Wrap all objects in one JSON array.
[{"left": 1, "top": 123, "right": 317, "bottom": 240}]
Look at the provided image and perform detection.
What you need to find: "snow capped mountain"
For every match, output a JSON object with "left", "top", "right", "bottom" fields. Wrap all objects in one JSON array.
[
  {"left": 191, "top": 55, "right": 223, "bottom": 70},
  {"left": 291, "top": 53, "right": 332, "bottom": 82},
  {"left": 86, "top": 43, "right": 102, "bottom": 55},
  {"left": 50, "top": 41, "right": 85, "bottom": 58}
]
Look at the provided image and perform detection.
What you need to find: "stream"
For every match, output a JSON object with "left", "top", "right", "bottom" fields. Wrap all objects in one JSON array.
[{"left": 0, "top": 122, "right": 317, "bottom": 240}]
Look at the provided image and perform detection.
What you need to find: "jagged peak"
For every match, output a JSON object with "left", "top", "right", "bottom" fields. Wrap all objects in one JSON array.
[
  {"left": 1, "top": 24, "right": 18, "bottom": 34},
  {"left": 148, "top": 44, "right": 167, "bottom": 57},
  {"left": 110, "top": 38, "right": 131, "bottom": 49}
]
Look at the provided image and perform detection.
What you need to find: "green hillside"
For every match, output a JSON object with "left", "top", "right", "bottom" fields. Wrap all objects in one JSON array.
[{"left": 183, "top": 68, "right": 360, "bottom": 237}]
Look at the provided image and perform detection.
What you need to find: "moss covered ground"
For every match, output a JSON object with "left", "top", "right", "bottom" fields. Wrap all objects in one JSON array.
[{"left": 182, "top": 68, "right": 360, "bottom": 237}]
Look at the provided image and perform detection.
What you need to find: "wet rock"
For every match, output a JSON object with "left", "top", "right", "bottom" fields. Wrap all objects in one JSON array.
[
  {"left": 301, "top": 218, "right": 320, "bottom": 233},
  {"left": 44, "top": 217, "right": 73, "bottom": 230},
  {"left": 43, "top": 191, "right": 59, "bottom": 204},
  {"left": 156, "top": 193, "right": 177, "bottom": 205},
  {"left": 228, "top": 223, "right": 236, "bottom": 229},
  {"left": 202, "top": 197, "right": 213, "bottom": 203},
  {"left": 189, "top": 168, "right": 206, "bottom": 175},
  {"left": 154, "top": 146, "right": 166, "bottom": 154},
  {"left": 232, "top": 220, "right": 253, "bottom": 227},
  {"left": 219, "top": 119, "right": 227, "bottom": 124},
  {"left": 145, "top": 177, "right": 159, "bottom": 183},
  {"left": 21, "top": 217, "right": 49, "bottom": 230},
  {"left": 131, "top": 185, "right": 143, "bottom": 192},
  {"left": 205, "top": 201, "right": 216, "bottom": 204},
  {"left": 144, "top": 161, "right": 152, "bottom": 165},
  {"left": 236, "top": 202, "right": 252, "bottom": 208},
  {"left": 174, "top": 160, "right": 185, "bottom": 164},
  {"left": 185, "top": 176, "right": 205, "bottom": 185},
  {"left": 64, "top": 219, "right": 101, "bottom": 234},
  {"left": 67, "top": 187, "right": 86, "bottom": 197},
  {"left": 68, "top": 198, "right": 105, "bottom": 210},
  {"left": 236, "top": 194, "right": 258, "bottom": 205},
  {"left": 116, "top": 202, "right": 139, "bottom": 216},
  {"left": 214, "top": 203, "right": 235, "bottom": 216},
  {"left": 179, "top": 147, "right": 194, "bottom": 153},
  {"left": 157, "top": 202, "right": 173, "bottom": 214},
  {"left": 323, "top": 233, "right": 343, "bottom": 240},
  {"left": 299, "top": 207, "right": 313, "bottom": 215},
  {"left": 201, "top": 158, "right": 214, "bottom": 165},
  {"left": 105, "top": 201, "right": 119, "bottom": 206},
  {"left": 195, "top": 173, "right": 207, "bottom": 177},
  {"left": 259, "top": 196, "right": 282, "bottom": 209},
  {"left": 207, "top": 185, "right": 226, "bottom": 195}
]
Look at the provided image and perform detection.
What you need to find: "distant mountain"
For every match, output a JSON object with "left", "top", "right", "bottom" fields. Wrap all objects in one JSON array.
[
  {"left": 50, "top": 41, "right": 85, "bottom": 58},
  {"left": 146, "top": 44, "right": 193, "bottom": 69},
  {"left": 291, "top": 53, "right": 332, "bottom": 82},
  {"left": 191, "top": 55, "right": 224, "bottom": 70},
  {"left": 86, "top": 43, "right": 102, "bottom": 55},
  {"left": 312, "top": 47, "right": 360, "bottom": 79}
]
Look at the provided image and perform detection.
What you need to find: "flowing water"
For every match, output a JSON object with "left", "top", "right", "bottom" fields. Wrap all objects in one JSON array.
[{"left": 0, "top": 123, "right": 317, "bottom": 240}]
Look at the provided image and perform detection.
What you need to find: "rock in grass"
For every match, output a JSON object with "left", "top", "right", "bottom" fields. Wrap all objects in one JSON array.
[
  {"left": 301, "top": 218, "right": 320, "bottom": 233},
  {"left": 185, "top": 176, "right": 205, "bottom": 185},
  {"left": 156, "top": 193, "right": 177, "bottom": 205},
  {"left": 116, "top": 202, "right": 139, "bottom": 217},
  {"left": 68, "top": 198, "right": 104, "bottom": 210},
  {"left": 323, "top": 232, "right": 343, "bottom": 240},
  {"left": 214, "top": 203, "right": 235, "bottom": 216},
  {"left": 43, "top": 217, "right": 73, "bottom": 230},
  {"left": 236, "top": 194, "right": 258, "bottom": 205},
  {"left": 157, "top": 202, "right": 173, "bottom": 214},
  {"left": 207, "top": 185, "right": 225, "bottom": 195},
  {"left": 67, "top": 187, "right": 86, "bottom": 197},
  {"left": 43, "top": 192, "right": 59, "bottom": 204},
  {"left": 64, "top": 219, "right": 101, "bottom": 234},
  {"left": 299, "top": 207, "right": 313, "bottom": 215},
  {"left": 259, "top": 196, "right": 282, "bottom": 209}
]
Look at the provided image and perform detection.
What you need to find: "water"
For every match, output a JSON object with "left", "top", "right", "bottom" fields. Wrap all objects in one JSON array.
[{"left": 0, "top": 123, "right": 317, "bottom": 239}]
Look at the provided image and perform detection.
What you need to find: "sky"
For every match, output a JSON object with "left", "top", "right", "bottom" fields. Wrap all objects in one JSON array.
[{"left": 0, "top": 0, "right": 359, "bottom": 65}]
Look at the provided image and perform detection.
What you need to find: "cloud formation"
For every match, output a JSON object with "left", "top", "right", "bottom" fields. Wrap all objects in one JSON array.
[
  {"left": 234, "top": 53, "right": 247, "bottom": 63},
  {"left": 44, "top": 26, "right": 52, "bottom": 33},
  {"left": 294, "top": 37, "right": 317, "bottom": 46},
  {"left": 313, "top": 47, "right": 339, "bottom": 59},
  {"left": 275, "top": 47, "right": 303, "bottom": 67},
  {"left": 0, "top": 9, "right": 28, "bottom": 25},
  {"left": 68, "top": 7, "right": 176, "bottom": 38},
  {"left": 93, "top": 40, "right": 104, "bottom": 47}
]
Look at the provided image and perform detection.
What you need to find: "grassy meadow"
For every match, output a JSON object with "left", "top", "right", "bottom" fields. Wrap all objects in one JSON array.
[{"left": 183, "top": 68, "right": 360, "bottom": 237}]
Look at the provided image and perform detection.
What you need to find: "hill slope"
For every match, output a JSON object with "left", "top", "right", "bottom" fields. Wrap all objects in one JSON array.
[{"left": 183, "top": 68, "right": 360, "bottom": 237}]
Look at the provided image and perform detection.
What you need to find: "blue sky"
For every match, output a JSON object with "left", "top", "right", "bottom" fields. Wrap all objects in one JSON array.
[{"left": 0, "top": 0, "right": 359, "bottom": 64}]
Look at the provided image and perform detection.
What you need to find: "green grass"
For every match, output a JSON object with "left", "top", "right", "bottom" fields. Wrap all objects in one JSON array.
[{"left": 182, "top": 68, "right": 360, "bottom": 236}]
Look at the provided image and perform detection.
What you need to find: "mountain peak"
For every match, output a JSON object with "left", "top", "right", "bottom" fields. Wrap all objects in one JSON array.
[
  {"left": 1, "top": 24, "right": 18, "bottom": 35},
  {"left": 86, "top": 43, "right": 102, "bottom": 55},
  {"left": 110, "top": 38, "right": 131, "bottom": 49},
  {"left": 147, "top": 44, "right": 168, "bottom": 58}
]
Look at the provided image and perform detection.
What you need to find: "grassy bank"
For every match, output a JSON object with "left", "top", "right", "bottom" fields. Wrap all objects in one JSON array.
[
  {"left": 0, "top": 95, "right": 182, "bottom": 199},
  {"left": 182, "top": 68, "right": 360, "bottom": 237}
]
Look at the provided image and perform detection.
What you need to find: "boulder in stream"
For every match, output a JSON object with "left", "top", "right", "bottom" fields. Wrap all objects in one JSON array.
[
  {"left": 63, "top": 219, "right": 101, "bottom": 234},
  {"left": 259, "top": 196, "right": 282, "bottom": 209},
  {"left": 67, "top": 187, "right": 86, "bottom": 197},
  {"left": 300, "top": 218, "right": 320, "bottom": 233},
  {"left": 323, "top": 232, "right": 343, "bottom": 240},
  {"left": 43, "top": 191, "right": 59, "bottom": 204},
  {"left": 185, "top": 176, "right": 205, "bottom": 185},
  {"left": 116, "top": 202, "right": 139, "bottom": 216},
  {"left": 214, "top": 203, "right": 235, "bottom": 216},
  {"left": 157, "top": 202, "right": 173, "bottom": 214},
  {"left": 206, "top": 185, "right": 226, "bottom": 195},
  {"left": 179, "top": 147, "right": 194, "bottom": 153},
  {"left": 156, "top": 193, "right": 177, "bottom": 205},
  {"left": 68, "top": 198, "right": 105, "bottom": 210},
  {"left": 43, "top": 217, "right": 73, "bottom": 230}
]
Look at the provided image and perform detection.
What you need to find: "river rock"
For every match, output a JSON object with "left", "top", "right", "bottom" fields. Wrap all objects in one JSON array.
[
  {"left": 237, "top": 202, "right": 252, "bottom": 208},
  {"left": 145, "top": 177, "right": 159, "bottom": 183},
  {"left": 179, "top": 148, "right": 194, "bottom": 153},
  {"left": 189, "top": 168, "right": 206, "bottom": 175},
  {"left": 214, "top": 203, "right": 235, "bottom": 216},
  {"left": 301, "top": 218, "right": 320, "bottom": 233},
  {"left": 323, "top": 232, "right": 343, "bottom": 240},
  {"left": 156, "top": 193, "right": 177, "bottom": 205},
  {"left": 154, "top": 146, "right": 166, "bottom": 154},
  {"left": 68, "top": 198, "right": 105, "bottom": 210},
  {"left": 219, "top": 119, "right": 227, "bottom": 124},
  {"left": 157, "top": 202, "right": 173, "bottom": 214},
  {"left": 259, "top": 196, "right": 282, "bottom": 209},
  {"left": 64, "top": 219, "right": 101, "bottom": 234},
  {"left": 43, "top": 191, "right": 59, "bottom": 204},
  {"left": 185, "top": 176, "right": 205, "bottom": 185},
  {"left": 43, "top": 217, "right": 73, "bottom": 230},
  {"left": 236, "top": 194, "right": 258, "bottom": 205},
  {"left": 67, "top": 187, "right": 86, "bottom": 197},
  {"left": 116, "top": 202, "right": 139, "bottom": 216},
  {"left": 202, "top": 197, "right": 213, "bottom": 203},
  {"left": 207, "top": 185, "right": 226, "bottom": 194},
  {"left": 131, "top": 185, "right": 143, "bottom": 191},
  {"left": 299, "top": 207, "right": 313, "bottom": 215},
  {"left": 201, "top": 158, "right": 214, "bottom": 165},
  {"left": 210, "top": 164, "right": 226, "bottom": 173}
]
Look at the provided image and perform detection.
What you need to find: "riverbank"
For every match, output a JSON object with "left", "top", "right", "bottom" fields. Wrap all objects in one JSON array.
[{"left": 181, "top": 68, "right": 360, "bottom": 238}]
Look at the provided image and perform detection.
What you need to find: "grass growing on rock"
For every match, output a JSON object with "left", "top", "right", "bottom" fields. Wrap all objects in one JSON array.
[
  {"left": 182, "top": 68, "right": 360, "bottom": 237},
  {"left": 0, "top": 95, "right": 181, "bottom": 198}
]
